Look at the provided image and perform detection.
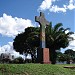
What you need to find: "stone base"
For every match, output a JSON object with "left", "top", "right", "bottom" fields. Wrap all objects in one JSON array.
[{"left": 37, "top": 48, "right": 51, "bottom": 64}]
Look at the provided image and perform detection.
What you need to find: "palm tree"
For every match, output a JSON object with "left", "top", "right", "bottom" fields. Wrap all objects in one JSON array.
[{"left": 46, "top": 22, "right": 74, "bottom": 64}]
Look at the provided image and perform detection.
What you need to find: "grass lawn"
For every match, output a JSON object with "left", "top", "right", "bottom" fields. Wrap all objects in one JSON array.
[{"left": 0, "top": 64, "right": 75, "bottom": 75}]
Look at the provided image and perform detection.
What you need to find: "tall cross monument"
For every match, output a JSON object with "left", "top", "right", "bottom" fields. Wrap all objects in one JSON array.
[
  {"left": 35, "top": 12, "right": 51, "bottom": 64},
  {"left": 35, "top": 12, "right": 49, "bottom": 48}
]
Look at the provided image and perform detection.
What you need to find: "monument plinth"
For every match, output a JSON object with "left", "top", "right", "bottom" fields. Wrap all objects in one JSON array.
[{"left": 35, "top": 12, "right": 51, "bottom": 64}]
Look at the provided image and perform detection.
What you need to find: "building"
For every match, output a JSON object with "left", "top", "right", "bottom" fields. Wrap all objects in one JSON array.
[{"left": 0, "top": 53, "right": 14, "bottom": 63}]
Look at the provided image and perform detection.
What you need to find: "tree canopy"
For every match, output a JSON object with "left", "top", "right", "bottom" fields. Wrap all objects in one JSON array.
[
  {"left": 57, "top": 49, "right": 75, "bottom": 64},
  {"left": 13, "top": 22, "right": 74, "bottom": 64},
  {"left": 13, "top": 27, "right": 40, "bottom": 54}
]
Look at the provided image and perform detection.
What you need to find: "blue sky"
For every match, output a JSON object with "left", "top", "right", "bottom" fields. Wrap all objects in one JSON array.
[{"left": 0, "top": 0, "right": 75, "bottom": 56}]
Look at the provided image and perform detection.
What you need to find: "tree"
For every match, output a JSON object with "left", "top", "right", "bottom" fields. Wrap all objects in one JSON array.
[
  {"left": 64, "top": 49, "right": 74, "bottom": 56},
  {"left": 64, "top": 49, "right": 75, "bottom": 63},
  {"left": 13, "top": 27, "right": 40, "bottom": 63},
  {"left": 57, "top": 53, "right": 66, "bottom": 63},
  {"left": 13, "top": 22, "right": 74, "bottom": 64},
  {"left": 57, "top": 49, "right": 75, "bottom": 64},
  {"left": 13, "top": 57, "right": 24, "bottom": 64},
  {"left": 46, "top": 22, "right": 74, "bottom": 64}
]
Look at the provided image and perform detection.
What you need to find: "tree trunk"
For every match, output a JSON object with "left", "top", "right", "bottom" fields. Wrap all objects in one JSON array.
[
  {"left": 50, "top": 49, "right": 57, "bottom": 64},
  {"left": 31, "top": 53, "right": 33, "bottom": 63}
]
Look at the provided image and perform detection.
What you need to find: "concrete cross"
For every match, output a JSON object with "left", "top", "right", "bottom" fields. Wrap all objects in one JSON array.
[{"left": 35, "top": 12, "right": 49, "bottom": 48}]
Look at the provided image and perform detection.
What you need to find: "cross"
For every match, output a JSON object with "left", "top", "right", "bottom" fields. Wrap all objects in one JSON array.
[{"left": 35, "top": 12, "right": 49, "bottom": 48}]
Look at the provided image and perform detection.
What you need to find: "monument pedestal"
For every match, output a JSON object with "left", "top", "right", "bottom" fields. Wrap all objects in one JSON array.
[{"left": 37, "top": 48, "right": 51, "bottom": 64}]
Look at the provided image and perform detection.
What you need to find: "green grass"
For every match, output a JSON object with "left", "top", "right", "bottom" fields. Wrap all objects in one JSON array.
[{"left": 0, "top": 64, "right": 75, "bottom": 75}]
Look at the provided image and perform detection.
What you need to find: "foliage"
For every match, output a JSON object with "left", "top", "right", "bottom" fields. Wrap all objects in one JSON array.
[
  {"left": 64, "top": 49, "right": 75, "bottom": 63},
  {"left": 46, "top": 22, "right": 74, "bottom": 64},
  {"left": 57, "top": 52, "right": 66, "bottom": 62},
  {"left": 13, "top": 27, "right": 40, "bottom": 63},
  {"left": 12, "top": 57, "right": 24, "bottom": 64},
  {"left": 13, "top": 22, "right": 74, "bottom": 64},
  {"left": 46, "top": 23, "right": 73, "bottom": 50},
  {"left": 64, "top": 49, "right": 75, "bottom": 57},
  {"left": 13, "top": 27, "right": 40, "bottom": 54},
  {"left": 57, "top": 49, "right": 75, "bottom": 64}
]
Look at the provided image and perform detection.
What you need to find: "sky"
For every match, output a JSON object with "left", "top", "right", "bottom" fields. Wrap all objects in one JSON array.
[{"left": 0, "top": 0, "right": 75, "bottom": 57}]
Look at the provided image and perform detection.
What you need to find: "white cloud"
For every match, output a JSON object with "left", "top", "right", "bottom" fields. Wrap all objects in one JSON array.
[
  {"left": 67, "top": 0, "right": 75, "bottom": 10},
  {"left": 50, "top": 5, "right": 67, "bottom": 13},
  {"left": 38, "top": 0, "right": 56, "bottom": 11},
  {"left": 0, "top": 42, "right": 24, "bottom": 58},
  {"left": 64, "top": 33, "right": 75, "bottom": 51},
  {"left": 0, "top": 13, "right": 33, "bottom": 37},
  {"left": 38, "top": 0, "right": 75, "bottom": 13}
]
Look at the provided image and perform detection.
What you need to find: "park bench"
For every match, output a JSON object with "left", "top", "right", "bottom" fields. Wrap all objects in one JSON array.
[{"left": 64, "top": 66, "right": 75, "bottom": 69}]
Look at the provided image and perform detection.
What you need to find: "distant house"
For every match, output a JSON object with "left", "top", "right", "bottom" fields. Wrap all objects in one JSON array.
[{"left": 0, "top": 53, "right": 14, "bottom": 63}]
